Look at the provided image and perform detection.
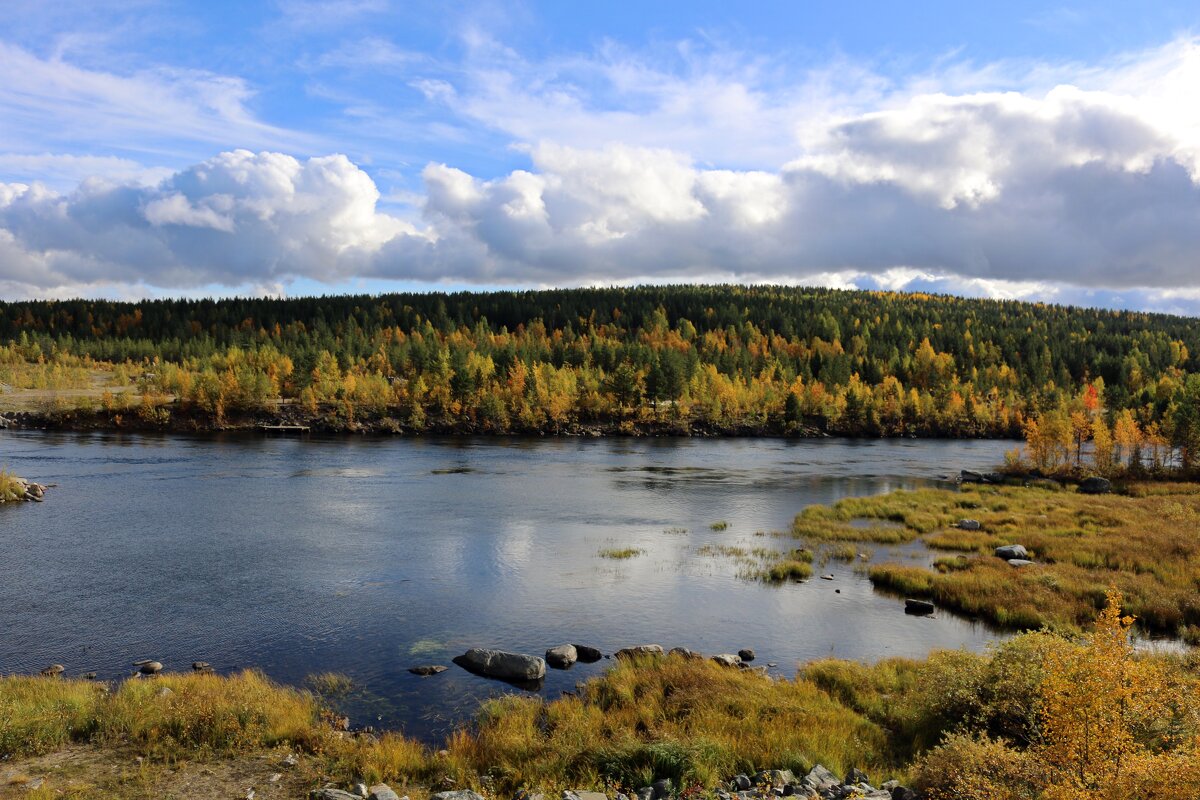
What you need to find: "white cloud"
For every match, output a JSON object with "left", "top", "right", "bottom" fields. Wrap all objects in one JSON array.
[{"left": 2, "top": 37, "right": 1200, "bottom": 314}]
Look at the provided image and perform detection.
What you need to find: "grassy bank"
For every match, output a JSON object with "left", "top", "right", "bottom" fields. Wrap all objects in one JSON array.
[
  {"left": 4, "top": 594, "right": 1199, "bottom": 799},
  {"left": 789, "top": 481, "right": 1200, "bottom": 636}
]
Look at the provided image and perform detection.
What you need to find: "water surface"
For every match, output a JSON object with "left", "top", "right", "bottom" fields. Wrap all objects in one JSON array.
[{"left": 0, "top": 432, "right": 1015, "bottom": 739}]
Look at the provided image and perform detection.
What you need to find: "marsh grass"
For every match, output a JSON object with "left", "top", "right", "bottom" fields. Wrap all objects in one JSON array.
[
  {"left": 599, "top": 547, "right": 645, "bottom": 560},
  {"left": 790, "top": 483, "right": 1200, "bottom": 635},
  {"left": 709, "top": 521, "right": 729, "bottom": 531},
  {"left": 0, "top": 468, "right": 26, "bottom": 502}
]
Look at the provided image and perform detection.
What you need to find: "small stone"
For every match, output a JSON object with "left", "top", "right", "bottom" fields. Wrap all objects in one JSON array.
[
  {"left": 246, "top": 790, "right": 256, "bottom": 800},
  {"left": 155, "top": 686, "right": 174, "bottom": 698},
  {"left": 430, "top": 792, "right": 485, "bottom": 800},
  {"left": 368, "top": 785, "right": 402, "bottom": 800},
  {"left": 730, "top": 774, "right": 751, "bottom": 791},
  {"left": 737, "top": 648, "right": 755, "bottom": 662},
  {"left": 668, "top": 646, "right": 703, "bottom": 660},
  {"left": 711, "top": 653, "right": 742, "bottom": 667},
  {"left": 408, "top": 665, "right": 448, "bottom": 676},
  {"left": 282, "top": 753, "right": 299, "bottom": 768},
  {"left": 40, "top": 664, "right": 65, "bottom": 677},
  {"left": 820, "top": 574, "right": 834, "bottom": 581},
  {"left": 573, "top": 645, "right": 604, "bottom": 663},
  {"left": 192, "top": 661, "right": 212, "bottom": 672},
  {"left": 1008, "top": 559, "right": 1035, "bottom": 568},
  {"left": 957, "top": 519, "right": 981, "bottom": 531},
  {"left": 651, "top": 778, "right": 672, "bottom": 799}
]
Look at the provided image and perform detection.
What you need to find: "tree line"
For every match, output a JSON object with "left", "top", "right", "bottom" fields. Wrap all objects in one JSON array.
[{"left": 0, "top": 285, "right": 1196, "bottom": 441}]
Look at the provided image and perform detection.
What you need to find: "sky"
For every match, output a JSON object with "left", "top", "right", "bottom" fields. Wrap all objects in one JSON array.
[{"left": 1, "top": 1, "right": 1199, "bottom": 315}]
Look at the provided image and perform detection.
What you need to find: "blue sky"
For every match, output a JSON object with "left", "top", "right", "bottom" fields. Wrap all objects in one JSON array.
[{"left": 1, "top": 1, "right": 1199, "bottom": 314}]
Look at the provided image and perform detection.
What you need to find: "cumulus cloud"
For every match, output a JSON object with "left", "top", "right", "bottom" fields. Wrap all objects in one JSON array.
[{"left": 3, "top": 37, "right": 1200, "bottom": 313}]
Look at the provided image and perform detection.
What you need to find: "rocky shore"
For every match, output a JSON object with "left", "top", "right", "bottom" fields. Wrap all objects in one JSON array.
[{"left": 0, "top": 473, "right": 48, "bottom": 502}]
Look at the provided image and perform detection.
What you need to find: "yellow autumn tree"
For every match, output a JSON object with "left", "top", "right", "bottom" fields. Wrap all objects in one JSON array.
[{"left": 1038, "top": 589, "right": 1200, "bottom": 799}]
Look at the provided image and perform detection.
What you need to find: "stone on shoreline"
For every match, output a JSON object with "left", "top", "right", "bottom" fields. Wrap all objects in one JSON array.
[
  {"left": 737, "top": 648, "right": 755, "bottom": 662},
  {"left": 40, "top": 664, "right": 65, "bottom": 677},
  {"left": 668, "top": 646, "right": 703, "bottom": 660},
  {"left": 614, "top": 644, "right": 664, "bottom": 661},
  {"left": 710, "top": 653, "right": 742, "bottom": 668},
  {"left": 572, "top": 644, "right": 603, "bottom": 663},
  {"left": 546, "top": 644, "right": 578, "bottom": 669}
]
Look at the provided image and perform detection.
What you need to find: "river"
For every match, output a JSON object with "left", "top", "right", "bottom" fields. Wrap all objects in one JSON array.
[{"left": 0, "top": 432, "right": 1016, "bottom": 740}]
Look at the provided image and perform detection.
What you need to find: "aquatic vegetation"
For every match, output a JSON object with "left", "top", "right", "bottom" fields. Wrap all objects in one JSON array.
[
  {"left": 599, "top": 547, "right": 645, "bottom": 560},
  {"left": 709, "top": 520, "right": 729, "bottom": 531}
]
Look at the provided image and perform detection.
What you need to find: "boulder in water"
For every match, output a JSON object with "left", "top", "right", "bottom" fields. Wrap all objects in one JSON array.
[{"left": 452, "top": 648, "right": 546, "bottom": 682}]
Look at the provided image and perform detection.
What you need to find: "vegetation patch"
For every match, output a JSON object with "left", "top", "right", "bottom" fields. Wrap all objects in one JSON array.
[
  {"left": 598, "top": 547, "right": 645, "bottom": 560},
  {"left": 790, "top": 483, "right": 1200, "bottom": 635}
]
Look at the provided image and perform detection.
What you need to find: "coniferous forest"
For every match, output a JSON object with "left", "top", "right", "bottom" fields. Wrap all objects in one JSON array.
[{"left": 1, "top": 285, "right": 1198, "bottom": 462}]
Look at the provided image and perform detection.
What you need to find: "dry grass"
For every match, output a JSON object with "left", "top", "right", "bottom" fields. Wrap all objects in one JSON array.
[
  {"left": 791, "top": 483, "right": 1200, "bottom": 634},
  {"left": 0, "top": 469, "right": 26, "bottom": 503}
]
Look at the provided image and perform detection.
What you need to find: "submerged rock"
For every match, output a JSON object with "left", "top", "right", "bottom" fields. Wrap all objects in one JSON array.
[
  {"left": 408, "top": 665, "right": 448, "bottom": 676},
  {"left": 545, "top": 644, "right": 578, "bottom": 669},
  {"left": 452, "top": 648, "right": 546, "bottom": 682}
]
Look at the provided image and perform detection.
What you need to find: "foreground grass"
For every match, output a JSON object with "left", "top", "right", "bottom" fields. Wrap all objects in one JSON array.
[
  {"left": 791, "top": 482, "right": 1200, "bottom": 635},
  {"left": 5, "top": 605, "right": 1199, "bottom": 799}
]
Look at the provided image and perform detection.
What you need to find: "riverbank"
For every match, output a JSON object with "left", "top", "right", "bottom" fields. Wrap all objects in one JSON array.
[{"left": 3, "top": 598, "right": 1197, "bottom": 800}]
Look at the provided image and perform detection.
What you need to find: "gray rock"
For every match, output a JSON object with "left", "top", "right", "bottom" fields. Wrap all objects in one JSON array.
[
  {"left": 431, "top": 792, "right": 486, "bottom": 800},
  {"left": 138, "top": 661, "right": 163, "bottom": 675},
  {"left": 1079, "top": 476, "right": 1112, "bottom": 495},
  {"left": 354, "top": 784, "right": 370, "bottom": 798},
  {"left": 881, "top": 781, "right": 899, "bottom": 792},
  {"left": 614, "top": 644, "right": 664, "bottom": 661},
  {"left": 799, "top": 765, "right": 840, "bottom": 793},
  {"left": 368, "top": 786, "right": 402, "bottom": 800},
  {"left": 958, "top": 519, "right": 981, "bottom": 531},
  {"left": 155, "top": 686, "right": 174, "bottom": 698},
  {"left": 453, "top": 648, "right": 546, "bottom": 682},
  {"left": 562, "top": 792, "right": 608, "bottom": 800},
  {"left": 311, "top": 790, "right": 363, "bottom": 800},
  {"left": 192, "top": 661, "right": 213, "bottom": 673},
  {"left": 994, "top": 544, "right": 1028, "bottom": 560},
  {"left": 737, "top": 648, "right": 755, "bottom": 662},
  {"left": 960, "top": 470, "right": 985, "bottom": 483},
  {"left": 904, "top": 598, "right": 935, "bottom": 615},
  {"left": 711, "top": 653, "right": 742, "bottom": 668},
  {"left": 651, "top": 778, "right": 672, "bottom": 799},
  {"left": 668, "top": 647, "right": 703, "bottom": 660},
  {"left": 637, "top": 787, "right": 655, "bottom": 800},
  {"left": 845, "top": 768, "right": 869, "bottom": 786},
  {"left": 40, "top": 664, "right": 64, "bottom": 677},
  {"left": 753, "top": 770, "right": 795, "bottom": 788},
  {"left": 546, "top": 644, "right": 578, "bottom": 669},
  {"left": 730, "top": 775, "right": 752, "bottom": 792},
  {"left": 408, "top": 665, "right": 448, "bottom": 676},
  {"left": 1008, "top": 559, "right": 1035, "bottom": 568},
  {"left": 573, "top": 645, "right": 604, "bottom": 663}
]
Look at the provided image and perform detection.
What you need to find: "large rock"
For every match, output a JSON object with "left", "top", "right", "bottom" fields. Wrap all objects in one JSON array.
[
  {"left": 752, "top": 770, "right": 794, "bottom": 788},
  {"left": 994, "top": 544, "right": 1028, "bottom": 560},
  {"left": 1079, "top": 476, "right": 1112, "bottom": 495},
  {"left": 904, "top": 599, "right": 935, "bottom": 615},
  {"left": 546, "top": 645, "right": 578, "bottom": 669},
  {"left": 798, "top": 765, "right": 840, "bottom": 794},
  {"left": 614, "top": 644, "right": 664, "bottom": 661},
  {"left": 710, "top": 653, "right": 742, "bottom": 668},
  {"left": 452, "top": 648, "right": 546, "bottom": 682},
  {"left": 573, "top": 644, "right": 603, "bottom": 663},
  {"left": 737, "top": 648, "right": 756, "bottom": 662},
  {"left": 138, "top": 661, "right": 163, "bottom": 675},
  {"left": 958, "top": 519, "right": 981, "bottom": 531}
]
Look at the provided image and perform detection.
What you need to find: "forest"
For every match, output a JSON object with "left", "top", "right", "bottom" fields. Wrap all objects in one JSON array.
[{"left": 0, "top": 285, "right": 1198, "bottom": 458}]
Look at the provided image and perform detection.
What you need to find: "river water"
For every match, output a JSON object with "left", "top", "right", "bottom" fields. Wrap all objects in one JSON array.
[{"left": 0, "top": 432, "right": 1016, "bottom": 740}]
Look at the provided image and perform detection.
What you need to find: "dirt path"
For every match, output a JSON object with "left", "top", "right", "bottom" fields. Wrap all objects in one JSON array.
[{"left": 0, "top": 744, "right": 314, "bottom": 800}]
